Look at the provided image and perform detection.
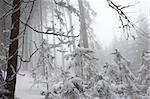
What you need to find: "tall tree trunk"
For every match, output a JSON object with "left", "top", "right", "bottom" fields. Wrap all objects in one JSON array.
[
  {"left": 66, "top": 0, "right": 76, "bottom": 50},
  {"left": 39, "top": 0, "right": 45, "bottom": 76},
  {"left": 51, "top": 0, "right": 57, "bottom": 67},
  {"left": 78, "top": 0, "right": 88, "bottom": 48},
  {"left": 6, "top": 0, "right": 20, "bottom": 99},
  {"left": 78, "top": 0, "right": 88, "bottom": 80}
]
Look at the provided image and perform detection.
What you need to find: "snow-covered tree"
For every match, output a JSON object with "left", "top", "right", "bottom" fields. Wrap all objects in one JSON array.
[
  {"left": 68, "top": 48, "right": 98, "bottom": 80},
  {"left": 102, "top": 49, "right": 150, "bottom": 98}
]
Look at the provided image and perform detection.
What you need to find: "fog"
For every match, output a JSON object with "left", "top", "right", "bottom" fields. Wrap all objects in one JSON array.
[
  {"left": 88, "top": 0, "right": 149, "bottom": 47},
  {"left": 0, "top": 0, "right": 150, "bottom": 99}
]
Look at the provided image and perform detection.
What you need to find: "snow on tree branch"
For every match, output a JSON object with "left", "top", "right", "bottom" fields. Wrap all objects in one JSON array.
[{"left": 106, "top": 0, "right": 135, "bottom": 40}]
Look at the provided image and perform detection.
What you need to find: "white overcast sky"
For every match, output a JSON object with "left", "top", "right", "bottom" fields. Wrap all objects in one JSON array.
[
  {"left": 87, "top": 0, "right": 149, "bottom": 47},
  {"left": 45, "top": 0, "right": 149, "bottom": 48}
]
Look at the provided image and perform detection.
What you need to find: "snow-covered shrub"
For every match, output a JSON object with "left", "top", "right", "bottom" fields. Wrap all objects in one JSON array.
[
  {"left": 68, "top": 48, "right": 98, "bottom": 81},
  {"left": 30, "top": 40, "right": 56, "bottom": 90},
  {"left": 43, "top": 72, "right": 88, "bottom": 99},
  {"left": 105, "top": 50, "right": 139, "bottom": 98},
  {"left": 0, "top": 70, "right": 10, "bottom": 99},
  {"left": 0, "top": 43, "right": 8, "bottom": 71},
  {"left": 102, "top": 49, "right": 150, "bottom": 98},
  {"left": 137, "top": 49, "right": 150, "bottom": 95},
  {"left": 0, "top": 43, "right": 9, "bottom": 99},
  {"left": 42, "top": 48, "right": 104, "bottom": 99},
  {"left": 40, "top": 48, "right": 150, "bottom": 99},
  {"left": 60, "top": 75, "right": 86, "bottom": 99}
]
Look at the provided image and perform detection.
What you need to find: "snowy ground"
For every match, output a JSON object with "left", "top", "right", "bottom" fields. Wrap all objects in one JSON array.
[
  {"left": 15, "top": 72, "right": 45, "bottom": 99},
  {"left": 15, "top": 71, "right": 150, "bottom": 99}
]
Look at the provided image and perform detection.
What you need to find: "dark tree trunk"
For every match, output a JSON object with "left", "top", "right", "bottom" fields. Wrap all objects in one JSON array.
[{"left": 6, "top": 0, "right": 20, "bottom": 99}]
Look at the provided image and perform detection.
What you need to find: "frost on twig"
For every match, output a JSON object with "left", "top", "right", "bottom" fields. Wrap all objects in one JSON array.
[{"left": 106, "top": 0, "right": 136, "bottom": 40}]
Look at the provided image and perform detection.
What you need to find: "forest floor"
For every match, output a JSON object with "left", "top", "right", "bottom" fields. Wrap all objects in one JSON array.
[
  {"left": 14, "top": 71, "right": 150, "bottom": 99},
  {"left": 15, "top": 71, "right": 45, "bottom": 99}
]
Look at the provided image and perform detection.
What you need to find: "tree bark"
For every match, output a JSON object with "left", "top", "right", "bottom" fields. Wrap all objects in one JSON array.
[
  {"left": 78, "top": 0, "right": 89, "bottom": 48},
  {"left": 6, "top": 0, "right": 20, "bottom": 99}
]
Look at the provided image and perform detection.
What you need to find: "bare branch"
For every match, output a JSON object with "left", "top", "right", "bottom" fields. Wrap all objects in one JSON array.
[
  {"left": 106, "top": 0, "right": 135, "bottom": 39},
  {"left": 17, "top": 41, "right": 44, "bottom": 63},
  {"left": 20, "top": 19, "right": 79, "bottom": 38}
]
